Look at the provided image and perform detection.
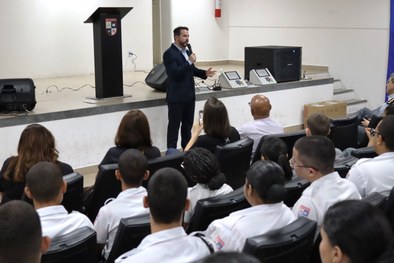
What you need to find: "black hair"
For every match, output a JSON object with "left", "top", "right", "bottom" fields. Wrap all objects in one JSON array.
[
  {"left": 260, "top": 136, "right": 293, "bottom": 180},
  {"left": 26, "top": 161, "right": 63, "bottom": 203},
  {"left": 147, "top": 167, "right": 188, "bottom": 224},
  {"left": 173, "top": 26, "right": 189, "bottom": 36},
  {"left": 183, "top": 147, "right": 225, "bottom": 190},
  {"left": 246, "top": 160, "right": 287, "bottom": 204},
  {"left": 306, "top": 113, "right": 331, "bottom": 136},
  {"left": 118, "top": 149, "right": 148, "bottom": 186},
  {"left": 323, "top": 200, "right": 393, "bottom": 263},
  {"left": 0, "top": 200, "right": 42, "bottom": 262},
  {"left": 294, "top": 136, "right": 335, "bottom": 174},
  {"left": 377, "top": 115, "right": 394, "bottom": 151},
  {"left": 201, "top": 252, "right": 261, "bottom": 263}
]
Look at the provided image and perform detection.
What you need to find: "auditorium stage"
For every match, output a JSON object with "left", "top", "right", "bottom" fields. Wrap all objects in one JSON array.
[{"left": 0, "top": 63, "right": 333, "bottom": 179}]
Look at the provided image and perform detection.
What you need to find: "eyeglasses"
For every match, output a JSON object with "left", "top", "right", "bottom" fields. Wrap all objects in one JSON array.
[{"left": 370, "top": 128, "right": 381, "bottom": 137}]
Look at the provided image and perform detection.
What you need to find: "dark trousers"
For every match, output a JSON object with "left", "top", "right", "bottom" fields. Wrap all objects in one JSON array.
[{"left": 167, "top": 101, "right": 195, "bottom": 149}]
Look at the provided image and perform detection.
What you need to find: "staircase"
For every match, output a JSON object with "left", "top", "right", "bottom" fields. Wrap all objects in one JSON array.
[{"left": 333, "top": 79, "right": 367, "bottom": 115}]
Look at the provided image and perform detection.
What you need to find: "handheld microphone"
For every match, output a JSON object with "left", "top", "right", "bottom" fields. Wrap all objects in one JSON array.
[{"left": 187, "top": 44, "right": 193, "bottom": 54}]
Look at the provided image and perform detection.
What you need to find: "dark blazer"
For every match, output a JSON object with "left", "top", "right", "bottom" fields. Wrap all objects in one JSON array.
[{"left": 163, "top": 44, "right": 207, "bottom": 103}]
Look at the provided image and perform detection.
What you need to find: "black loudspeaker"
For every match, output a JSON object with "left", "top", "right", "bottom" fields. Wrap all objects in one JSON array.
[
  {"left": 244, "top": 46, "right": 302, "bottom": 82},
  {"left": 145, "top": 63, "right": 169, "bottom": 92},
  {"left": 0, "top": 78, "right": 36, "bottom": 112}
]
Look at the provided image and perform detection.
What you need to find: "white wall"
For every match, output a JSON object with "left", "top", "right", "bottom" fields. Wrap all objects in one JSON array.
[
  {"left": 226, "top": 0, "right": 390, "bottom": 108},
  {"left": 0, "top": 0, "right": 152, "bottom": 78}
]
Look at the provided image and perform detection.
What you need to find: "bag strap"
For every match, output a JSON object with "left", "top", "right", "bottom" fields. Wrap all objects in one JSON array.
[{"left": 193, "top": 233, "right": 214, "bottom": 254}]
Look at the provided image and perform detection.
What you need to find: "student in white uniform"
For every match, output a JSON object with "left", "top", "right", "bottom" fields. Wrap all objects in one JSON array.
[
  {"left": 24, "top": 162, "right": 94, "bottom": 239},
  {"left": 291, "top": 136, "right": 361, "bottom": 228},
  {"left": 347, "top": 115, "right": 394, "bottom": 197},
  {"left": 0, "top": 200, "right": 50, "bottom": 263},
  {"left": 203, "top": 160, "right": 296, "bottom": 252},
  {"left": 183, "top": 147, "right": 233, "bottom": 226},
  {"left": 94, "top": 149, "right": 150, "bottom": 259},
  {"left": 116, "top": 168, "right": 213, "bottom": 263}
]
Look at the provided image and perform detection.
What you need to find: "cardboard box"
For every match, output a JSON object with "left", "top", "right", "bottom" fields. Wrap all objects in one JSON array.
[{"left": 304, "top": 100, "right": 346, "bottom": 126}]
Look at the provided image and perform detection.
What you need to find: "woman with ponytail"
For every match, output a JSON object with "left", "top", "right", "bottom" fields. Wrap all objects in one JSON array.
[
  {"left": 203, "top": 160, "right": 295, "bottom": 251},
  {"left": 260, "top": 136, "right": 293, "bottom": 180},
  {"left": 182, "top": 147, "right": 233, "bottom": 225}
]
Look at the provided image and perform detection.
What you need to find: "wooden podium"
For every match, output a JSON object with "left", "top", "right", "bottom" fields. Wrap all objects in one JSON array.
[{"left": 85, "top": 7, "right": 133, "bottom": 99}]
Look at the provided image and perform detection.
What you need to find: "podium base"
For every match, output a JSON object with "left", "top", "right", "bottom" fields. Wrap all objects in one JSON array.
[{"left": 83, "top": 94, "right": 132, "bottom": 104}]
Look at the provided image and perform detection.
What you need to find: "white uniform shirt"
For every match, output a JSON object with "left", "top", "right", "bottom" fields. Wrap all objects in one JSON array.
[
  {"left": 204, "top": 202, "right": 296, "bottom": 252},
  {"left": 94, "top": 187, "right": 149, "bottom": 258},
  {"left": 347, "top": 152, "right": 394, "bottom": 197},
  {"left": 292, "top": 172, "right": 361, "bottom": 227},
  {"left": 115, "top": 227, "right": 212, "bottom": 263},
  {"left": 237, "top": 117, "right": 284, "bottom": 154},
  {"left": 37, "top": 205, "right": 94, "bottom": 239},
  {"left": 184, "top": 183, "right": 233, "bottom": 223}
]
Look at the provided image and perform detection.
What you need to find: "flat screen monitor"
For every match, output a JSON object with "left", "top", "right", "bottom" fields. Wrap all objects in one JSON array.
[
  {"left": 256, "top": 68, "right": 269, "bottom": 77},
  {"left": 224, "top": 71, "right": 241, "bottom": 80}
]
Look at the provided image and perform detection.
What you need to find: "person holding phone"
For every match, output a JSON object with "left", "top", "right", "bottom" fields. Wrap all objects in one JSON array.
[{"left": 163, "top": 26, "right": 216, "bottom": 153}]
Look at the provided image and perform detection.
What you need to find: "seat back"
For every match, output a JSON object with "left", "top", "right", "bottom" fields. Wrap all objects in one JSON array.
[
  {"left": 41, "top": 226, "right": 96, "bottom": 263},
  {"left": 215, "top": 137, "right": 253, "bottom": 189},
  {"left": 144, "top": 151, "right": 192, "bottom": 187},
  {"left": 186, "top": 187, "right": 250, "bottom": 233},
  {"left": 243, "top": 217, "right": 317, "bottom": 263},
  {"left": 86, "top": 164, "right": 121, "bottom": 222},
  {"left": 362, "top": 192, "right": 387, "bottom": 209},
  {"left": 62, "top": 172, "right": 84, "bottom": 213},
  {"left": 329, "top": 116, "right": 358, "bottom": 150},
  {"left": 350, "top": 146, "right": 378, "bottom": 159},
  {"left": 384, "top": 187, "right": 394, "bottom": 235},
  {"left": 284, "top": 176, "right": 310, "bottom": 207},
  {"left": 334, "top": 155, "right": 359, "bottom": 178},
  {"left": 106, "top": 213, "right": 151, "bottom": 263}
]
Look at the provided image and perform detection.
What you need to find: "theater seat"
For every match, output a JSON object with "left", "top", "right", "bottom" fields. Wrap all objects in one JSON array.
[
  {"left": 215, "top": 137, "right": 253, "bottom": 189},
  {"left": 350, "top": 146, "right": 377, "bottom": 159},
  {"left": 333, "top": 155, "right": 359, "bottom": 178},
  {"left": 362, "top": 192, "right": 387, "bottom": 209},
  {"left": 85, "top": 164, "right": 121, "bottom": 222},
  {"left": 384, "top": 187, "right": 394, "bottom": 235},
  {"left": 329, "top": 116, "right": 358, "bottom": 150},
  {"left": 62, "top": 172, "right": 84, "bottom": 213},
  {"left": 41, "top": 226, "right": 96, "bottom": 263},
  {"left": 186, "top": 187, "right": 250, "bottom": 234},
  {"left": 106, "top": 213, "right": 151, "bottom": 263},
  {"left": 284, "top": 176, "right": 310, "bottom": 207},
  {"left": 243, "top": 217, "right": 317, "bottom": 263},
  {"left": 252, "top": 130, "right": 306, "bottom": 164}
]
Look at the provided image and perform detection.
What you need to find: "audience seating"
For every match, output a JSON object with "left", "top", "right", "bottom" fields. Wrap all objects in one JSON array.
[
  {"left": 215, "top": 137, "right": 253, "bottom": 189},
  {"left": 333, "top": 155, "right": 359, "bottom": 178},
  {"left": 252, "top": 130, "right": 306, "bottom": 164},
  {"left": 350, "top": 146, "right": 378, "bottom": 159},
  {"left": 106, "top": 213, "right": 151, "bottom": 263},
  {"left": 144, "top": 151, "right": 192, "bottom": 188},
  {"left": 85, "top": 164, "right": 120, "bottom": 222},
  {"left": 329, "top": 116, "right": 358, "bottom": 150},
  {"left": 284, "top": 176, "right": 310, "bottom": 207},
  {"left": 186, "top": 187, "right": 250, "bottom": 234},
  {"left": 41, "top": 226, "right": 97, "bottom": 263},
  {"left": 62, "top": 172, "right": 84, "bottom": 213},
  {"left": 243, "top": 217, "right": 317, "bottom": 263}
]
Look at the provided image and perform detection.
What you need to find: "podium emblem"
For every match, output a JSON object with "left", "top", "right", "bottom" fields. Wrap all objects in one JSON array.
[{"left": 105, "top": 18, "right": 117, "bottom": 36}]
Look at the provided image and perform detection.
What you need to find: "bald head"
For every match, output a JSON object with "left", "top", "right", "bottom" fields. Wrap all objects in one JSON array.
[{"left": 250, "top": 95, "right": 271, "bottom": 119}]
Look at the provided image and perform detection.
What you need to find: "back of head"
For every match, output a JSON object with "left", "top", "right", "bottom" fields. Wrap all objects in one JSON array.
[
  {"left": 183, "top": 147, "right": 225, "bottom": 190},
  {"left": 246, "top": 160, "right": 287, "bottom": 204},
  {"left": 203, "top": 97, "right": 231, "bottom": 138},
  {"left": 201, "top": 252, "right": 260, "bottom": 263},
  {"left": 147, "top": 167, "right": 188, "bottom": 224},
  {"left": 378, "top": 115, "right": 394, "bottom": 151},
  {"left": 115, "top": 109, "right": 152, "bottom": 149},
  {"left": 0, "top": 200, "right": 42, "bottom": 263},
  {"left": 118, "top": 149, "right": 148, "bottom": 186},
  {"left": 323, "top": 200, "right": 393, "bottom": 263},
  {"left": 260, "top": 136, "right": 293, "bottom": 180},
  {"left": 251, "top": 95, "right": 271, "bottom": 118},
  {"left": 5, "top": 123, "right": 58, "bottom": 182},
  {"left": 294, "top": 136, "right": 335, "bottom": 174},
  {"left": 306, "top": 113, "right": 330, "bottom": 136},
  {"left": 26, "top": 161, "right": 63, "bottom": 204}
]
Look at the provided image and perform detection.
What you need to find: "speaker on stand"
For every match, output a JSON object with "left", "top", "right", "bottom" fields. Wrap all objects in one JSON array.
[{"left": 144, "top": 63, "right": 169, "bottom": 92}]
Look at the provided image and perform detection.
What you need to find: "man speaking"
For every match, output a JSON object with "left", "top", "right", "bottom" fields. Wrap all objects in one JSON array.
[{"left": 163, "top": 26, "right": 216, "bottom": 152}]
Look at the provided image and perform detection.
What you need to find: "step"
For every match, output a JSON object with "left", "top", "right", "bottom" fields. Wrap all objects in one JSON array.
[
  {"left": 333, "top": 88, "right": 358, "bottom": 101},
  {"left": 333, "top": 79, "right": 346, "bottom": 90},
  {"left": 343, "top": 99, "right": 368, "bottom": 115}
]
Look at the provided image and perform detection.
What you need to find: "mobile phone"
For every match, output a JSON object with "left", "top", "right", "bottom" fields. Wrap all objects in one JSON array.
[{"left": 199, "top": 110, "right": 203, "bottom": 126}]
